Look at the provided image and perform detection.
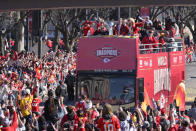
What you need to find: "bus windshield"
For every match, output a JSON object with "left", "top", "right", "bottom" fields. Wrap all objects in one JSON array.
[{"left": 78, "top": 75, "right": 135, "bottom": 105}]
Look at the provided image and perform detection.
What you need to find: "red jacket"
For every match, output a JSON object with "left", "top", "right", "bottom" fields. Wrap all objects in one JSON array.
[
  {"left": 120, "top": 24, "right": 129, "bottom": 36},
  {"left": 159, "top": 37, "right": 166, "bottom": 46},
  {"left": 47, "top": 40, "right": 53, "bottom": 48},
  {"left": 75, "top": 101, "right": 85, "bottom": 112},
  {"left": 83, "top": 26, "right": 90, "bottom": 36},
  {"left": 59, "top": 39, "right": 65, "bottom": 47},
  {"left": 131, "top": 22, "right": 144, "bottom": 35},
  {"left": 142, "top": 36, "right": 158, "bottom": 50},
  {"left": 1, "top": 111, "right": 18, "bottom": 131},
  {"left": 61, "top": 114, "right": 78, "bottom": 130},
  {"left": 114, "top": 24, "right": 129, "bottom": 36},
  {"left": 169, "top": 27, "right": 176, "bottom": 38}
]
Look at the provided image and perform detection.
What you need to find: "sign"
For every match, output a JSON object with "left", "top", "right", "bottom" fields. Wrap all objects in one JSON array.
[
  {"left": 141, "top": 7, "right": 149, "bottom": 17},
  {"left": 138, "top": 58, "right": 152, "bottom": 69},
  {"left": 158, "top": 56, "right": 167, "bottom": 67},
  {"left": 154, "top": 68, "right": 171, "bottom": 95},
  {"left": 96, "top": 46, "right": 120, "bottom": 63},
  {"left": 77, "top": 37, "right": 137, "bottom": 71}
]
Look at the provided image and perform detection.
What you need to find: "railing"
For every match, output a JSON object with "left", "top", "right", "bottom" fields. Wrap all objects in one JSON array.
[{"left": 139, "top": 42, "right": 184, "bottom": 54}]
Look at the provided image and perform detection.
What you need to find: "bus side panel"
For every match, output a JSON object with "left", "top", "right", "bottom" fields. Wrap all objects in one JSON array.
[
  {"left": 137, "top": 68, "right": 154, "bottom": 110},
  {"left": 137, "top": 52, "right": 184, "bottom": 110},
  {"left": 137, "top": 51, "right": 185, "bottom": 111},
  {"left": 169, "top": 51, "right": 185, "bottom": 111}
]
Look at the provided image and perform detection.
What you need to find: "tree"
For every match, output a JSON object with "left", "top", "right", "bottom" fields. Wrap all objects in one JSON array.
[
  {"left": 0, "top": 12, "right": 14, "bottom": 55},
  {"left": 170, "top": 6, "right": 196, "bottom": 43},
  {"left": 149, "top": 6, "right": 196, "bottom": 43},
  {"left": 149, "top": 7, "right": 172, "bottom": 21},
  {"left": 0, "top": 11, "right": 30, "bottom": 55},
  {"left": 50, "top": 9, "right": 94, "bottom": 52}
]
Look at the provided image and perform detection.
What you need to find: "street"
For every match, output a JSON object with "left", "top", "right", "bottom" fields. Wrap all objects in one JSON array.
[{"left": 185, "top": 61, "right": 196, "bottom": 106}]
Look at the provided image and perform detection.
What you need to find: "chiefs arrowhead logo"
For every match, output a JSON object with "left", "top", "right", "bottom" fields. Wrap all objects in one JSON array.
[{"left": 95, "top": 46, "right": 120, "bottom": 63}]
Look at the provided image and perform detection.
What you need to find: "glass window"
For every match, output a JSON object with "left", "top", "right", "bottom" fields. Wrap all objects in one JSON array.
[{"left": 78, "top": 75, "right": 135, "bottom": 105}]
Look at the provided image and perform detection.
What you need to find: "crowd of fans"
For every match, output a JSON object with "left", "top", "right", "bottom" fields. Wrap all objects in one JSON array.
[
  {"left": 82, "top": 16, "right": 179, "bottom": 42},
  {"left": 0, "top": 14, "right": 195, "bottom": 131},
  {"left": 82, "top": 15, "right": 196, "bottom": 60},
  {"left": 0, "top": 49, "right": 77, "bottom": 130},
  {"left": 185, "top": 44, "right": 196, "bottom": 63}
]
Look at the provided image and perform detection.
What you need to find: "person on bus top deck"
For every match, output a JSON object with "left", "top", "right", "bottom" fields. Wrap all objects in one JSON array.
[
  {"left": 127, "top": 18, "right": 144, "bottom": 36},
  {"left": 141, "top": 29, "right": 158, "bottom": 52},
  {"left": 93, "top": 25, "right": 109, "bottom": 36},
  {"left": 159, "top": 33, "right": 167, "bottom": 50},
  {"left": 97, "top": 103, "right": 121, "bottom": 131},
  {"left": 82, "top": 20, "right": 94, "bottom": 36},
  {"left": 119, "top": 19, "right": 129, "bottom": 36},
  {"left": 113, "top": 18, "right": 123, "bottom": 35},
  {"left": 144, "top": 16, "right": 153, "bottom": 30},
  {"left": 153, "top": 17, "right": 163, "bottom": 30},
  {"left": 168, "top": 24, "right": 176, "bottom": 38}
]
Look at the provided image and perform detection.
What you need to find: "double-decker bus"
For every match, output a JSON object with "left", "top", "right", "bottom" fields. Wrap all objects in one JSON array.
[{"left": 76, "top": 36, "right": 185, "bottom": 111}]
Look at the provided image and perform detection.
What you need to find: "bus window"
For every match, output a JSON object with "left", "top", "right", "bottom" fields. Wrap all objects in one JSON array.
[{"left": 78, "top": 76, "right": 135, "bottom": 105}]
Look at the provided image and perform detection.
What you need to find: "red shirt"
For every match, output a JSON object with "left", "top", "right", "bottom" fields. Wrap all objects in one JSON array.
[
  {"left": 83, "top": 26, "right": 90, "bottom": 36},
  {"left": 120, "top": 24, "right": 129, "bottom": 36},
  {"left": 192, "top": 124, "right": 196, "bottom": 131},
  {"left": 77, "top": 117, "right": 87, "bottom": 131},
  {"left": 1, "top": 111, "right": 18, "bottom": 131},
  {"left": 10, "top": 40, "right": 15, "bottom": 46},
  {"left": 47, "top": 40, "right": 53, "bottom": 48},
  {"left": 169, "top": 27, "right": 176, "bottom": 38},
  {"left": 97, "top": 115, "right": 120, "bottom": 131},
  {"left": 159, "top": 37, "right": 166, "bottom": 46},
  {"left": 75, "top": 101, "right": 85, "bottom": 111},
  {"left": 31, "top": 98, "right": 42, "bottom": 112},
  {"left": 168, "top": 124, "right": 179, "bottom": 131},
  {"left": 59, "top": 39, "right": 65, "bottom": 47},
  {"left": 91, "top": 110, "right": 99, "bottom": 120},
  {"left": 156, "top": 115, "right": 160, "bottom": 126},
  {"left": 142, "top": 36, "right": 158, "bottom": 50},
  {"left": 132, "top": 22, "right": 144, "bottom": 35},
  {"left": 61, "top": 114, "right": 78, "bottom": 131},
  {"left": 96, "top": 22, "right": 102, "bottom": 30}
]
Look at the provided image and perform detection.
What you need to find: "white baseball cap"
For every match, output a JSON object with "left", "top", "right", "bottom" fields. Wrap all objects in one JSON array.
[{"left": 25, "top": 89, "right": 30, "bottom": 94}]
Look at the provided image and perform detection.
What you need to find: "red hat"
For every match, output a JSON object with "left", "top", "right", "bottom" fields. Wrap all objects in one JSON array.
[{"left": 161, "top": 108, "right": 166, "bottom": 115}]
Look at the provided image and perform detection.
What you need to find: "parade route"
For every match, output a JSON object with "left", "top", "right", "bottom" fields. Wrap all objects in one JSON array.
[{"left": 185, "top": 61, "right": 196, "bottom": 107}]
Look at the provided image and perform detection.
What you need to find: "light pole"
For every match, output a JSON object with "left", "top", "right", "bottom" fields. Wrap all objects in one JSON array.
[{"left": 38, "top": 10, "right": 43, "bottom": 59}]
